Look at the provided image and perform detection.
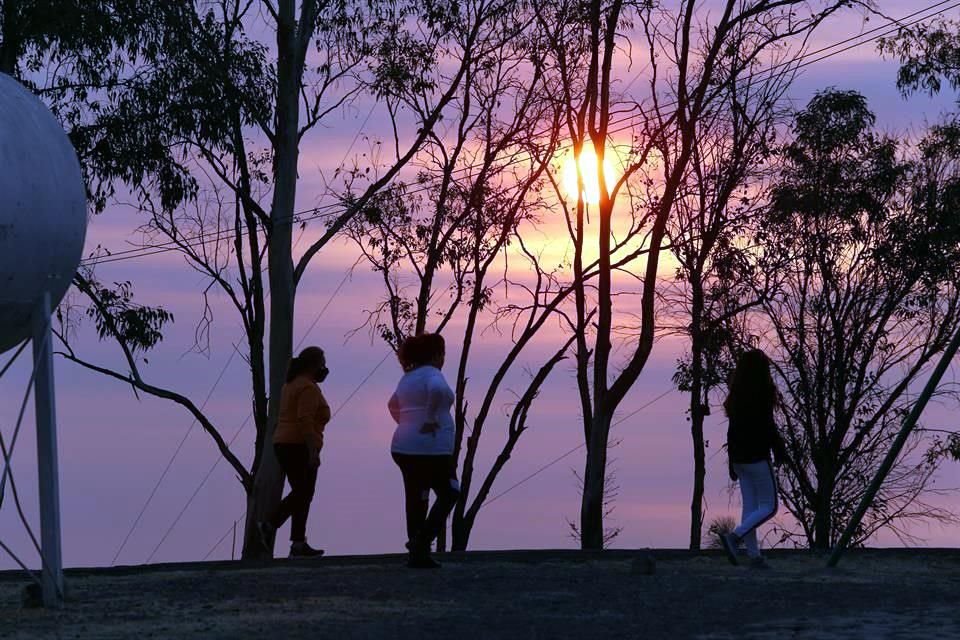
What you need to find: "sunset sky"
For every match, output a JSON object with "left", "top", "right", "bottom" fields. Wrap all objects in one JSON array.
[{"left": 4, "top": 0, "right": 960, "bottom": 570}]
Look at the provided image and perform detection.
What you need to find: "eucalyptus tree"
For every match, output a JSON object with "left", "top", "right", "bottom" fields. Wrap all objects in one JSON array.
[
  {"left": 0, "top": 1, "right": 198, "bottom": 212},
  {"left": 754, "top": 90, "right": 960, "bottom": 548},
  {"left": 538, "top": 0, "right": 856, "bottom": 549},
  {"left": 53, "top": 0, "right": 507, "bottom": 559},
  {"left": 346, "top": 7, "right": 579, "bottom": 550},
  {"left": 664, "top": 41, "right": 792, "bottom": 551},
  {"left": 879, "top": 16, "right": 960, "bottom": 469}
]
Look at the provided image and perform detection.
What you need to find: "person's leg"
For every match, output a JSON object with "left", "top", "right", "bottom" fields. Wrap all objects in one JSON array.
[
  {"left": 288, "top": 457, "right": 318, "bottom": 543},
  {"left": 735, "top": 463, "right": 760, "bottom": 558},
  {"left": 733, "top": 461, "right": 778, "bottom": 558},
  {"left": 411, "top": 455, "right": 460, "bottom": 552},
  {"left": 268, "top": 444, "right": 299, "bottom": 530},
  {"left": 392, "top": 453, "right": 429, "bottom": 545}
]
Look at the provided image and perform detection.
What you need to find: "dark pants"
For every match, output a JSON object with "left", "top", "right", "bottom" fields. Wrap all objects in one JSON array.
[
  {"left": 392, "top": 453, "right": 460, "bottom": 551},
  {"left": 270, "top": 443, "right": 318, "bottom": 542}
]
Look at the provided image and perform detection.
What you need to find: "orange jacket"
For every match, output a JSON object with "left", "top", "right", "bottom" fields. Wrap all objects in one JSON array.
[{"left": 273, "top": 377, "right": 330, "bottom": 450}]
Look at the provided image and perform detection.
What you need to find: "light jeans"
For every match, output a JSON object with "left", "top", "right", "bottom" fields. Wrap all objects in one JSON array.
[{"left": 732, "top": 460, "right": 778, "bottom": 559}]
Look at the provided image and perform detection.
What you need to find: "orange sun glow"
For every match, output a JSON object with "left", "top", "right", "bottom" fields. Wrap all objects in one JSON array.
[{"left": 561, "top": 142, "right": 619, "bottom": 205}]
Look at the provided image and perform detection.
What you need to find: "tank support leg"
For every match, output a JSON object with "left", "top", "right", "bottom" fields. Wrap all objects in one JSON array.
[{"left": 33, "top": 291, "right": 63, "bottom": 608}]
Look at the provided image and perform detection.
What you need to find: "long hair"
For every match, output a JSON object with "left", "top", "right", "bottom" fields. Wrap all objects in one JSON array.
[
  {"left": 286, "top": 346, "right": 325, "bottom": 383},
  {"left": 397, "top": 333, "right": 445, "bottom": 372},
  {"left": 724, "top": 349, "right": 778, "bottom": 418}
]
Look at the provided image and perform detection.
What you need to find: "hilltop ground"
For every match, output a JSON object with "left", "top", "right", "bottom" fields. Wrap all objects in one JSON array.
[{"left": 1, "top": 549, "right": 959, "bottom": 639}]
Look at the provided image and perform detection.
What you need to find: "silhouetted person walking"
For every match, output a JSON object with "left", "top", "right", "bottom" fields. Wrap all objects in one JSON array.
[
  {"left": 258, "top": 346, "right": 330, "bottom": 558},
  {"left": 719, "top": 349, "right": 787, "bottom": 569},
  {"left": 388, "top": 333, "right": 460, "bottom": 569}
]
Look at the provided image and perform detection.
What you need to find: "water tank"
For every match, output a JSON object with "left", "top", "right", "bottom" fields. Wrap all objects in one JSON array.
[{"left": 0, "top": 73, "right": 87, "bottom": 354}]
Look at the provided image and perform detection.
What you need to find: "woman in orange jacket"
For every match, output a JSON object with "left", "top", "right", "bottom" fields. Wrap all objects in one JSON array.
[{"left": 258, "top": 346, "right": 330, "bottom": 558}]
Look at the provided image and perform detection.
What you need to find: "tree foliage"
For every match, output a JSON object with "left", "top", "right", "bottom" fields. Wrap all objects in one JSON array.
[{"left": 756, "top": 89, "right": 960, "bottom": 548}]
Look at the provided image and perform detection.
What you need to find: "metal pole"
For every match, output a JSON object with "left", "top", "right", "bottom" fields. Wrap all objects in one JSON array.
[
  {"left": 231, "top": 520, "right": 237, "bottom": 561},
  {"left": 32, "top": 292, "right": 64, "bottom": 607},
  {"left": 827, "top": 323, "right": 960, "bottom": 568}
]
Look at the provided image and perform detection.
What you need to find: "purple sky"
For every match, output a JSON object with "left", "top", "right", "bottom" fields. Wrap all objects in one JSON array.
[{"left": 3, "top": 2, "right": 960, "bottom": 570}]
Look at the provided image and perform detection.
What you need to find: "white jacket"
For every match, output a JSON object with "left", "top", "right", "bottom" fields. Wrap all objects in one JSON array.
[{"left": 388, "top": 365, "right": 456, "bottom": 455}]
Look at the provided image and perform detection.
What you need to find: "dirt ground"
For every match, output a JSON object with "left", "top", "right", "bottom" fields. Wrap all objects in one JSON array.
[{"left": 1, "top": 549, "right": 959, "bottom": 639}]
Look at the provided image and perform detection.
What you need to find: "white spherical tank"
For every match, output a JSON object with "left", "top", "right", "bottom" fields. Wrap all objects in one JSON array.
[{"left": 0, "top": 73, "right": 87, "bottom": 354}]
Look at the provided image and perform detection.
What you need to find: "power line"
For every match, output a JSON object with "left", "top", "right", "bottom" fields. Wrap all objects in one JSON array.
[
  {"left": 123, "top": 0, "right": 959, "bottom": 559},
  {"left": 112, "top": 106, "right": 375, "bottom": 564},
  {"left": 144, "top": 263, "right": 359, "bottom": 563},
  {"left": 110, "top": 347, "right": 238, "bottom": 566},
  {"left": 481, "top": 386, "right": 676, "bottom": 508},
  {"left": 145, "top": 406, "right": 250, "bottom": 563},
  {"left": 602, "top": 0, "right": 960, "bottom": 141},
  {"left": 202, "top": 520, "right": 236, "bottom": 561},
  {"left": 198, "top": 348, "right": 393, "bottom": 561},
  {"left": 80, "top": 1, "right": 956, "bottom": 269},
  {"left": 90, "top": 102, "right": 380, "bottom": 268},
  {"left": 474, "top": 0, "right": 960, "bottom": 509}
]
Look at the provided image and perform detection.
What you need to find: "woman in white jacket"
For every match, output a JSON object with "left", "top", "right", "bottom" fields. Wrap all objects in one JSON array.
[{"left": 388, "top": 333, "right": 460, "bottom": 569}]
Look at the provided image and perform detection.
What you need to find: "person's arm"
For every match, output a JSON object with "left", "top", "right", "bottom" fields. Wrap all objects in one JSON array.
[
  {"left": 295, "top": 386, "right": 324, "bottom": 464},
  {"left": 768, "top": 415, "right": 788, "bottom": 466},
  {"left": 314, "top": 389, "right": 331, "bottom": 447},
  {"left": 420, "top": 374, "right": 448, "bottom": 434},
  {"left": 388, "top": 392, "right": 401, "bottom": 424}
]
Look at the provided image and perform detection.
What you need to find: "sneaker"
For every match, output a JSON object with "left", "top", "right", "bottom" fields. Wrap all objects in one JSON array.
[
  {"left": 289, "top": 541, "right": 325, "bottom": 559},
  {"left": 749, "top": 556, "right": 771, "bottom": 570},
  {"left": 719, "top": 532, "right": 740, "bottom": 566},
  {"left": 256, "top": 521, "right": 274, "bottom": 551}
]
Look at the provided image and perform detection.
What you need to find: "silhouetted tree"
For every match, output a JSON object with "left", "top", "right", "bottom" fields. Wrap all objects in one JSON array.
[
  {"left": 539, "top": 0, "right": 855, "bottom": 549},
  {"left": 880, "top": 17, "right": 960, "bottom": 472},
  {"left": 665, "top": 32, "right": 792, "bottom": 550},
  {"left": 54, "top": 0, "right": 501, "bottom": 559},
  {"left": 346, "top": 4, "right": 577, "bottom": 551},
  {"left": 754, "top": 89, "right": 960, "bottom": 548}
]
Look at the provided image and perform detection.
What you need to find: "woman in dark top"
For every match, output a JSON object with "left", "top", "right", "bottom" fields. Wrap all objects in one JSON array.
[{"left": 718, "top": 349, "right": 787, "bottom": 569}]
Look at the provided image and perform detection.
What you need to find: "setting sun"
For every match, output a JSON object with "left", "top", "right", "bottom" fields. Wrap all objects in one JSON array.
[{"left": 561, "top": 141, "right": 619, "bottom": 205}]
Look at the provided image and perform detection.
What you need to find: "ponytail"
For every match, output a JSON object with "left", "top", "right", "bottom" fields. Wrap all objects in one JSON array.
[{"left": 286, "top": 346, "right": 325, "bottom": 383}]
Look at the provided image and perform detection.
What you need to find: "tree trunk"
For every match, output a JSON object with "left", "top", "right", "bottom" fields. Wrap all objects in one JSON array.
[
  {"left": 243, "top": 0, "right": 301, "bottom": 559},
  {"left": 580, "top": 411, "right": 611, "bottom": 549},
  {"left": 580, "top": 106, "right": 616, "bottom": 549},
  {"left": 688, "top": 281, "right": 706, "bottom": 550},
  {"left": 813, "top": 475, "right": 833, "bottom": 550},
  {"left": 689, "top": 404, "right": 707, "bottom": 550},
  {"left": 0, "top": 1, "right": 20, "bottom": 75},
  {"left": 451, "top": 515, "right": 472, "bottom": 551}
]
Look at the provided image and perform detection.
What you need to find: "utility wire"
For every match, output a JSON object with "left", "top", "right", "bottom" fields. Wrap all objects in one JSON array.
[
  {"left": 481, "top": 387, "right": 676, "bottom": 508},
  {"left": 145, "top": 407, "right": 250, "bottom": 563},
  {"left": 198, "top": 348, "right": 393, "bottom": 561},
  {"left": 202, "top": 520, "right": 236, "bottom": 561},
  {"left": 130, "top": 0, "right": 960, "bottom": 559},
  {"left": 145, "top": 263, "right": 358, "bottom": 563},
  {"left": 94, "top": 102, "right": 379, "bottom": 267},
  {"left": 476, "top": 1, "right": 960, "bottom": 510},
  {"left": 0, "top": 330, "right": 64, "bottom": 598},
  {"left": 113, "top": 104, "right": 374, "bottom": 564},
  {"left": 109, "top": 347, "right": 238, "bottom": 565},
  {"left": 80, "top": 1, "right": 956, "bottom": 268}
]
